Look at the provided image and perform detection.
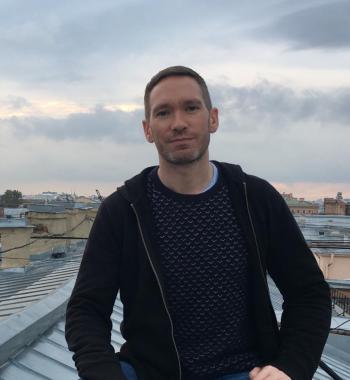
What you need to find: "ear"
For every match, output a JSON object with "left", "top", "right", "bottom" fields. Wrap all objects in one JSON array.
[
  {"left": 142, "top": 119, "right": 154, "bottom": 143},
  {"left": 209, "top": 107, "right": 219, "bottom": 133}
]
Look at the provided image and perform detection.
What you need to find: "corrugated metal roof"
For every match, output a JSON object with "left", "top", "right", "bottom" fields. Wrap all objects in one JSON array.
[
  {"left": 268, "top": 277, "right": 350, "bottom": 331},
  {"left": 0, "top": 285, "right": 124, "bottom": 380},
  {"left": 268, "top": 277, "right": 350, "bottom": 379},
  {"left": 0, "top": 255, "right": 81, "bottom": 319},
  {"left": 0, "top": 268, "right": 349, "bottom": 379}
]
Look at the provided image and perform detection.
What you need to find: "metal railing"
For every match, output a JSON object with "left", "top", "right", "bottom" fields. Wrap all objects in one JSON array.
[{"left": 330, "top": 287, "right": 350, "bottom": 316}]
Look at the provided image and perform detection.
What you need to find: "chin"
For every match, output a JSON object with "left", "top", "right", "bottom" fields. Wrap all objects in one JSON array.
[{"left": 165, "top": 151, "right": 204, "bottom": 166}]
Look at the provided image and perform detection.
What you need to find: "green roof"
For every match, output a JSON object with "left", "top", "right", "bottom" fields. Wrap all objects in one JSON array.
[{"left": 284, "top": 199, "right": 318, "bottom": 208}]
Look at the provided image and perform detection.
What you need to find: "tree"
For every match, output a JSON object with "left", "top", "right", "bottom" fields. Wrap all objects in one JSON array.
[{"left": 0, "top": 190, "right": 23, "bottom": 207}]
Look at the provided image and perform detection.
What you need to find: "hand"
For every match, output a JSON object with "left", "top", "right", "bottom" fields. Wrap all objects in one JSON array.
[{"left": 249, "top": 365, "right": 291, "bottom": 380}]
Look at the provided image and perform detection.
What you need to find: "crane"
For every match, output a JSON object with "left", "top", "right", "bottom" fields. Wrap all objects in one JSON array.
[{"left": 95, "top": 189, "right": 103, "bottom": 201}]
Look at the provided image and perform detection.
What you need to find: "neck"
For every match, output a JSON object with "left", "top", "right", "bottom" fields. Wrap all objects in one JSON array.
[{"left": 157, "top": 153, "right": 213, "bottom": 195}]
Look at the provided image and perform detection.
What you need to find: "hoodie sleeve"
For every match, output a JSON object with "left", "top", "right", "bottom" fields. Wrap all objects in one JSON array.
[
  {"left": 65, "top": 198, "right": 126, "bottom": 380},
  {"left": 264, "top": 185, "right": 332, "bottom": 380}
]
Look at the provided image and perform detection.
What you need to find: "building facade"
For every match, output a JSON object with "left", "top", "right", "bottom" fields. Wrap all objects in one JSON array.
[
  {"left": 0, "top": 219, "right": 34, "bottom": 268},
  {"left": 0, "top": 207, "right": 98, "bottom": 269},
  {"left": 324, "top": 192, "right": 347, "bottom": 215},
  {"left": 282, "top": 193, "right": 319, "bottom": 215}
]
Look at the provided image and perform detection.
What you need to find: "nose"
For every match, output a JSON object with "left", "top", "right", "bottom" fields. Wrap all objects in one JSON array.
[{"left": 171, "top": 110, "right": 188, "bottom": 133}]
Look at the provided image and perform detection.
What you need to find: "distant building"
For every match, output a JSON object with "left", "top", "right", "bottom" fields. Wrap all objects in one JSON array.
[
  {"left": 0, "top": 218, "right": 34, "bottom": 268},
  {"left": 26, "top": 207, "right": 97, "bottom": 237},
  {"left": 22, "top": 192, "right": 74, "bottom": 206},
  {"left": 0, "top": 205, "right": 98, "bottom": 269},
  {"left": 3, "top": 208, "right": 27, "bottom": 218},
  {"left": 23, "top": 192, "right": 101, "bottom": 210},
  {"left": 281, "top": 193, "right": 319, "bottom": 215},
  {"left": 324, "top": 192, "right": 347, "bottom": 215},
  {"left": 75, "top": 195, "right": 99, "bottom": 204},
  {"left": 314, "top": 251, "right": 350, "bottom": 281}
]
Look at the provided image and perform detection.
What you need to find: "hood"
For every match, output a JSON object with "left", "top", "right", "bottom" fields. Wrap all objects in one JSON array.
[
  {"left": 117, "top": 162, "right": 245, "bottom": 203},
  {"left": 117, "top": 166, "right": 156, "bottom": 204}
]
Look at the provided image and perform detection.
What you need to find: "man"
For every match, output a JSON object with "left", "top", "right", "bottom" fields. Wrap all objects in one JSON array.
[{"left": 65, "top": 66, "right": 332, "bottom": 380}]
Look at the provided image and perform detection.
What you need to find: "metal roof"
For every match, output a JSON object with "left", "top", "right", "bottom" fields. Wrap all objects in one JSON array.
[
  {"left": 0, "top": 253, "right": 82, "bottom": 319},
  {"left": 295, "top": 215, "right": 350, "bottom": 228},
  {"left": 0, "top": 280, "right": 125, "bottom": 380},
  {"left": 268, "top": 277, "right": 350, "bottom": 379},
  {"left": 311, "top": 247, "right": 350, "bottom": 256},
  {"left": 328, "top": 279, "right": 350, "bottom": 290},
  {"left": 26, "top": 205, "right": 66, "bottom": 214},
  {"left": 285, "top": 198, "right": 318, "bottom": 208},
  {"left": 0, "top": 218, "right": 33, "bottom": 229},
  {"left": 3, "top": 209, "right": 27, "bottom": 218},
  {"left": 0, "top": 270, "right": 349, "bottom": 379}
]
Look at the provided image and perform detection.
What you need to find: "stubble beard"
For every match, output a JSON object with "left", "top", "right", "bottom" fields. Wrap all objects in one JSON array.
[{"left": 159, "top": 133, "right": 210, "bottom": 166}]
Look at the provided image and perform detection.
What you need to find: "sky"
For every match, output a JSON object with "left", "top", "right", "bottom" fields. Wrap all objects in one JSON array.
[{"left": 0, "top": 0, "right": 349, "bottom": 200}]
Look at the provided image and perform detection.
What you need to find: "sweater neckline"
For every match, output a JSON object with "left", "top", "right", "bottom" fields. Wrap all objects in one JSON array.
[{"left": 149, "top": 163, "right": 223, "bottom": 202}]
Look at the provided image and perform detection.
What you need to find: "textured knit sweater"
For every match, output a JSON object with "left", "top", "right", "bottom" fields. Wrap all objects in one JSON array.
[{"left": 147, "top": 167, "right": 260, "bottom": 379}]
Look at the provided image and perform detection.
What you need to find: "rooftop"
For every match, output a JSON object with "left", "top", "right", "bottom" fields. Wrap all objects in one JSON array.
[
  {"left": 295, "top": 214, "right": 350, "bottom": 228},
  {"left": 0, "top": 218, "right": 33, "bottom": 229},
  {"left": 328, "top": 279, "right": 350, "bottom": 290},
  {"left": 3, "top": 209, "right": 27, "bottom": 218},
  {"left": 0, "top": 252, "right": 82, "bottom": 319},
  {"left": 0, "top": 254, "right": 349, "bottom": 379},
  {"left": 26, "top": 205, "right": 67, "bottom": 214},
  {"left": 285, "top": 198, "right": 318, "bottom": 208}
]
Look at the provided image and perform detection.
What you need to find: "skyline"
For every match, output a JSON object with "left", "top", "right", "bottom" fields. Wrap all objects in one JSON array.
[
  {"left": 2, "top": 180, "right": 350, "bottom": 202},
  {"left": 2, "top": 184, "right": 347, "bottom": 203},
  {"left": 1, "top": 0, "right": 350, "bottom": 199}
]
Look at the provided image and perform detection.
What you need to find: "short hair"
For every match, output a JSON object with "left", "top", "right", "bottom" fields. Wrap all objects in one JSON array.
[{"left": 144, "top": 66, "right": 213, "bottom": 120}]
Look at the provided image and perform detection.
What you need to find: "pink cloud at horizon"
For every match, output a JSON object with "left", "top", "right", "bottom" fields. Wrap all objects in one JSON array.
[{"left": 272, "top": 182, "right": 350, "bottom": 201}]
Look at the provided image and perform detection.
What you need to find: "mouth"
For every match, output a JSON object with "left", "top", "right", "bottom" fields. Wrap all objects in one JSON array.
[{"left": 170, "top": 138, "right": 193, "bottom": 143}]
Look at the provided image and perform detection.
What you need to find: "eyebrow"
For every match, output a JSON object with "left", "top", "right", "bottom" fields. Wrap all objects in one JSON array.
[
  {"left": 183, "top": 99, "right": 202, "bottom": 107},
  {"left": 152, "top": 99, "right": 203, "bottom": 115}
]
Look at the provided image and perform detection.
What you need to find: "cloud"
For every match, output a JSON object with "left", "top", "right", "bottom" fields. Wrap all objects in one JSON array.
[
  {"left": 1, "top": 80, "right": 349, "bottom": 194},
  {"left": 211, "top": 81, "right": 350, "bottom": 130},
  {"left": 0, "top": 0, "right": 234, "bottom": 84},
  {"left": 3, "top": 81, "right": 350, "bottom": 144},
  {"left": 4, "top": 105, "right": 145, "bottom": 142},
  {"left": 256, "top": 0, "right": 350, "bottom": 50},
  {"left": 1, "top": 96, "right": 31, "bottom": 110}
]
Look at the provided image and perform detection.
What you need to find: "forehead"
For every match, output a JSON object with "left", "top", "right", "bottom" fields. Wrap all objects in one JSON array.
[{"left": 149, "top": 76, "right": 204, "bottom": 109}]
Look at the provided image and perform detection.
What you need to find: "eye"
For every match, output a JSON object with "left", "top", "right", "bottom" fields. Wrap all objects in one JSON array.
[
  {"left": 186, "top": 105, "right": 200, "bottom": 113},
  {"left": 155, "top": 109, "right": 170, "bottom": 118}
]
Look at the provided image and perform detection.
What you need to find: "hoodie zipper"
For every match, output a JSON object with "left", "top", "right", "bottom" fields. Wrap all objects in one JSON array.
[
  {"left": 243, "top": 182, "right": 270, "bottom": 291},
  {"left": 130, "top": 203, "right": 182, "bottom": 380}
]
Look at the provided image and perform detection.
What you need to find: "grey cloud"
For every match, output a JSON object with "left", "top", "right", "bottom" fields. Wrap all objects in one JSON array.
[
  {"left": 3, "top": 82, "right": 350, "bottom": 144},
  {"left": 5, "top": 105, "right": 145, "bottom": 142},
  {"left": 0, "top": 1, "right": 226, "bottom": 83},
  {"left": 0, "top": 0, "right": 281, "bottom": 85},
  {"left": 2, "top": 96, "right": 31, "bottom": 110},
  {"left": 256, "top": 0, "right": 350, "bottom": 49},
  {"left": 208, "top": 80, "right": 350, "bottom": 184},
  {"left": 211, "top": 81, "right": 350, "bottom": 130}
]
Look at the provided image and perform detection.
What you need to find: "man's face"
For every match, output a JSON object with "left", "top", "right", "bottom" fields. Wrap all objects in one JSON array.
[{"left": 142, "top": 76, "right": 218, "bottom": 166}]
